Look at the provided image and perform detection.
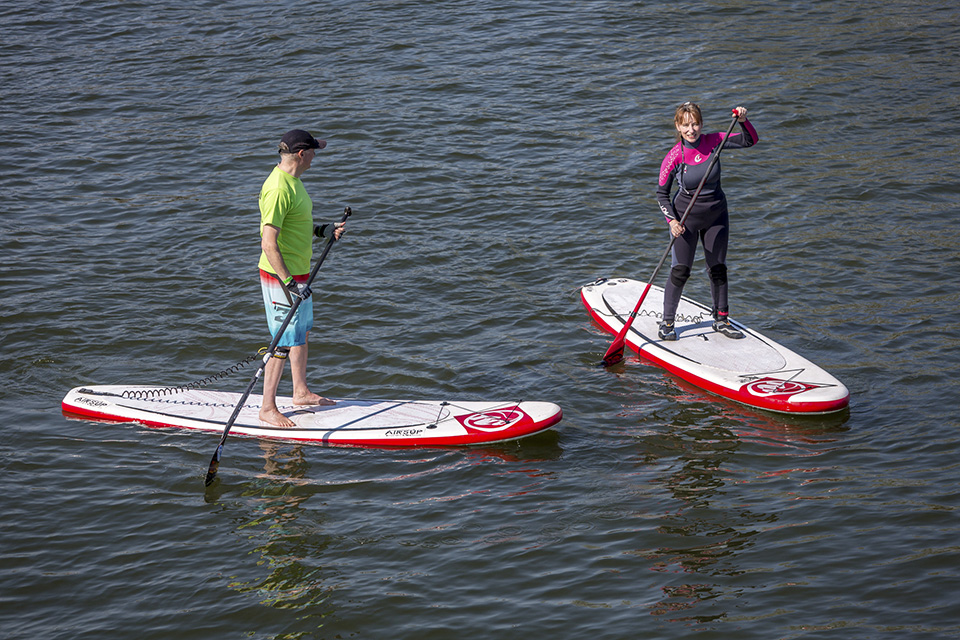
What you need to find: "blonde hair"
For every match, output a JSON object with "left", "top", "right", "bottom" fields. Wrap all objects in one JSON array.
[{"left": 674, "top": 102, "right": 702, "bottom": 142}]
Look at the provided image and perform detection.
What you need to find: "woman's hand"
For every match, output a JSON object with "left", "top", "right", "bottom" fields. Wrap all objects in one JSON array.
[
  {"left": 669, "top": 219, "right": 685, "bottom": 238},
  {"left": 733, "top": 106, "right": 748, "bottom": 122}
]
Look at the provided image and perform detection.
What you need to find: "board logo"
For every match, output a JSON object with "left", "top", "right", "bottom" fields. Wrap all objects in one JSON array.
[
  {"left": 76, "top": 397, "right": 108, "bottom": 407},
  {"left": 742, "top": 377, "right": 826, "bottom": 398},
  {"left": 458, "top": 409, "right": 525, "bottom": 432}
]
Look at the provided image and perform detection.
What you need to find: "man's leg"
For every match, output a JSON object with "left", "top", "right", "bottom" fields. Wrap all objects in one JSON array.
[
  {"left": 289, "top": 337, "right": 335, "bottom": 406},
  {"left": 260, "top": 354, "right": 296, "bottom": 427}
]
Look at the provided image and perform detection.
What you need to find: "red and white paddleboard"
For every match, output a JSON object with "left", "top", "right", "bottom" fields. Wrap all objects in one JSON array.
[
  {"left": 62, "top": 386, "right": 562, "bottom": 446},
  {"left": 581, "top": 277, "right": 849, "bottom": 414}
]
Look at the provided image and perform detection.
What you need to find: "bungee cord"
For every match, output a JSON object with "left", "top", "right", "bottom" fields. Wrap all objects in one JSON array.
[{"left": 121, "top": 347, "right": 271, "bottom": 400}]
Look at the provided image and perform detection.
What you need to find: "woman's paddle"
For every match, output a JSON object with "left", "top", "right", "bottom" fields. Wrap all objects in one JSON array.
[
  {"left": 600, "top": 112, "right": 740, "bottom": 367},
  {"left": 204, "top": 206, "right": 352, "bottom": 486}
]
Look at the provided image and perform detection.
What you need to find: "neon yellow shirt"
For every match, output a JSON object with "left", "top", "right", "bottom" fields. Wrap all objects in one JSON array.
[{"left": 258, "top": 165, "right": 313, "bottom": 275}]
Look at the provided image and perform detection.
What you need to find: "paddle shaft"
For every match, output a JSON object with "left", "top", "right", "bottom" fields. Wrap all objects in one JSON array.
[
  {"left": 204, "top": 206, "right": 352, "bottom": 486},
  {"left": 601, "top": 113, "right": 741, "bottom": 366}
]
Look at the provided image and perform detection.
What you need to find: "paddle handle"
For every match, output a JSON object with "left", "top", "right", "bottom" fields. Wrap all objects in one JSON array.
[
  {"left": 601, "top": 114, "right": 741, "bottom": 366},
  {"left": 204, "top": 206, "right": 352, "bottom": 486}
]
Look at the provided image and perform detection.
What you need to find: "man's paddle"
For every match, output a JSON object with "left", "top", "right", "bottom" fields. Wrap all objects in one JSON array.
[
  {"left": 204, "top": 206, "right": 352, "bottom": 486},
  {"left": 600, "top": 111, "right": 741, "bottom": 367}
]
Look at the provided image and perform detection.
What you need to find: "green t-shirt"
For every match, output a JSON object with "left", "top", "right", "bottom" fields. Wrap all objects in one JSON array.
[{"left": 258, "top": 165, "right": 313, "bottom": 275}]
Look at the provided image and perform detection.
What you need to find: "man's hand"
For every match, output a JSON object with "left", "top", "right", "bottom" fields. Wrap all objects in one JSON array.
[
  {"left": 314, "top": 222, "right": 346, "bottom": 241},
  {"left": 285, "top": 280, "right": 311, "bottom": 301}
]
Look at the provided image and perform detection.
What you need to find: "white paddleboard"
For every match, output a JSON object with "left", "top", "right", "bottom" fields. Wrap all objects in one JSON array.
[
  {"left": 62, "top": 385, "right": 563, "bottom": 446},
  {"left": 581, "top": 277, "right": 849, "bottom": 414}
]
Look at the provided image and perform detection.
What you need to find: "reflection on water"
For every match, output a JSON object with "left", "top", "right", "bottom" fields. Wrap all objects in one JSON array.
[
  {"left": 619, "top": 390, "right": 849, "bottom": 625},
  {"left": 222, "top": 435, "right": 566, "bottom": 634},
  {"left": 635, "top": 422, "right": 755, "bottom": 623},
  {"left": 228, "top": 443, "right": 338, "bottom": 631}
]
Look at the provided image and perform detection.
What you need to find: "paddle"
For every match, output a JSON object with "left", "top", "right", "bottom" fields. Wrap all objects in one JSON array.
[
  {"left": 600, "top": 111, "right": 741, "bottom": 367},
  {"left": 204, "top": 206, "right": 352, "bottom": 486}
]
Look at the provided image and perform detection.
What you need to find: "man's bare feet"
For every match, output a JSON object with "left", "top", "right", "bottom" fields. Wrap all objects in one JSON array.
[
  {"left": 293, "top": 391, "right": 336, "bottom": 406},
  {"left": 259, "top": 407, "right": 296, "bottom": 428}
]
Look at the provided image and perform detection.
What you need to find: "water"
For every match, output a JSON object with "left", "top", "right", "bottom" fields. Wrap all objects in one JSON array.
[{"left": 3, "top": 1, "right": 960, "bottom": 638}]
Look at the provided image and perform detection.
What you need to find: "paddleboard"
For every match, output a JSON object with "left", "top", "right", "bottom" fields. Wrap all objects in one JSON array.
[
  {"left": 581, "top": 277, "right": 849, "bottom": 414},
  {"left": 62, "top": 386, "right": 563, "bottom": 446}
]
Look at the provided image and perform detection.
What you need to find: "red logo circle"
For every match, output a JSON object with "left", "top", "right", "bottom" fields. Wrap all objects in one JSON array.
[
  {"left": 745, "top": 379, "right": 809, "bottom": 396},
  {"left": 462, "top": 409, "right": 523, "bottom": 432}
]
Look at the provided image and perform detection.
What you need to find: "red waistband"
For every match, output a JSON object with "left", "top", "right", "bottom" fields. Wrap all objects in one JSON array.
[{"left": 259, "top": 269, "right": 308, "bottom": 283}]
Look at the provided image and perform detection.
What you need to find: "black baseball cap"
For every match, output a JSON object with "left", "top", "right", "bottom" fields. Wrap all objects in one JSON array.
[{"left": 278, "top": 129, "right": 327, "bottom": 153}]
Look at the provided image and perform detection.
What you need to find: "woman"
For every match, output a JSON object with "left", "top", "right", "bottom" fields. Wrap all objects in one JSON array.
[{"left": 655, "top": 102, "right": 758, "bottom": 341}]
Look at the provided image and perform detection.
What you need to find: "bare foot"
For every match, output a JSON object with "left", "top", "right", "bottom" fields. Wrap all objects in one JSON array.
[
  {"left": 259, "top": 407, "right": 296, "bottom": 428},
  {"left": 293, "top": 391, "right": 336, "bottom": 406}
]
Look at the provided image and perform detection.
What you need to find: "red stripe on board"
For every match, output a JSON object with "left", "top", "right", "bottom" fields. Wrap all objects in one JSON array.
[{"left": 62, "top": 402, "right": 562, "bottom": 447}]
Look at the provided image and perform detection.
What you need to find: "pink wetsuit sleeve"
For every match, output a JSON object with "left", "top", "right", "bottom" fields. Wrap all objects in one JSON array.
[
  {"left": 721, "top": 119, "right": 759, "bottom": 148},
  {"left": 656, "top": 144, "right": 682, "bottom": 221}
]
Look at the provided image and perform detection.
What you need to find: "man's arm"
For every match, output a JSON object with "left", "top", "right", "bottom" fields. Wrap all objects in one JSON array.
[{"left": 261, "top": 224, "right": 292, "bottom": 282}]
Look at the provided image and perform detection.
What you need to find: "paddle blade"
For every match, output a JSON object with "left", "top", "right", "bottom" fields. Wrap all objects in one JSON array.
[
  {"left": 204, "top": 445, "right": 223, "bottom": 486},
  {"left": 599, "top": 280, "right": 654, "bottom": 367},
  {"left": 600, "top": 336, "right": 626, "bottom": 367}
]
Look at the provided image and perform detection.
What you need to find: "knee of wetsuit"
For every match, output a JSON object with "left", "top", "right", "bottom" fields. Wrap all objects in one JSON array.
[
  {"left": 709, "top": 263, "right": 728, "bottom": 286},
  {"left": 670, "top": 264, "right": 691, "bottom": 288}
]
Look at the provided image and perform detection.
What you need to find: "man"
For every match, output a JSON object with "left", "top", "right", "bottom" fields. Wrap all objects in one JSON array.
[{"left": 257, "top": 129, "right": 345, "bottom": 427}]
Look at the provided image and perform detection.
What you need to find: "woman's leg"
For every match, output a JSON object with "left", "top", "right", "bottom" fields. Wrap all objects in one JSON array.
[
  {"left": 662, "top": 228, "right": 698, "bottom": 323},
  {"left": 702, "top": 210, "right": 730, "bottom": 315}
]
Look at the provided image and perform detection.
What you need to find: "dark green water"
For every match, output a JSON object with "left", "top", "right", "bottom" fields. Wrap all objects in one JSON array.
[{"left": 3, "top": 1, "right": 959, "bottom": 638}]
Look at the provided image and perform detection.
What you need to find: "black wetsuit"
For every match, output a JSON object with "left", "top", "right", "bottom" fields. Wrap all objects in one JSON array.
[{"left": 655, "top": 119, "right": 759, "bottom": 322}]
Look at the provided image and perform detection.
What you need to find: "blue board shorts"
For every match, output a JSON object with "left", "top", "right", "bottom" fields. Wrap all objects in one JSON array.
[{"left": 259, "top": 269, "right": 313, "bottom": 348}]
